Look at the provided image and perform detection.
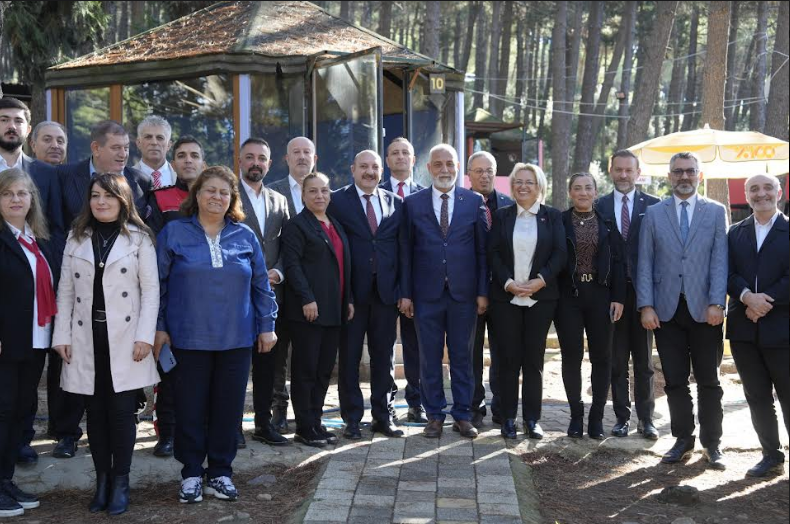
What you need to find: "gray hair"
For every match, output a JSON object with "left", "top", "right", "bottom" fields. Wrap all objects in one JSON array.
[
  {"left": 744, "top": 174, "right": 781, "bottom": 193},
  {"left": 509, "top": 163, "right": 547, "bottom": 204},
  {"left": 31, "top": 121, "right": 67, "bottom": 142},
  {"left": 137, "top": 115, "right": 172, "bottom": 141},
  {"left": 287, "top": 136, "right": 316, "bottom": 153},
  {"left": 428, "top": 144, "right": 459, "bottom": 163},
  {"left": 669, "top": 151, "right": 702, "bottom": 172},
  {"left": 467, "top": 151, "right": 496, "bottom": 172}
]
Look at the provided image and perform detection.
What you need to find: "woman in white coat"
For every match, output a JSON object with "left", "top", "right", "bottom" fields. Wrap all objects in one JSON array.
[{"left": 53, "top": 173, "right": 159, "bottom": 516}]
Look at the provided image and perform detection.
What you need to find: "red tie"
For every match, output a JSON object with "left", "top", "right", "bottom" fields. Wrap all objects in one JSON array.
[
  {"left": 397, "top": 182, "right": 405, "bottom": 198},
  {"left": 484, "top": 197, "right": 493, "bottom": 231},
  {"left": 152, "top": 170, "right": 162, "bottom": 188},
  {"left": 363, "top": 194, "right": 378, "bottom": 234},
  {"left": 17, "top": 235, "right": 57, "bottom": 327}
]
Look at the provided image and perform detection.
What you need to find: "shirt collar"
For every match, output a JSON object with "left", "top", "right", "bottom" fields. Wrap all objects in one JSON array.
[
  {"left": 288, "top": 174, "right": 301, "bottom": 191},
  {"left": 432, "top": 185, "right": 455, "bottom": 200},
  {"left": 517, "top": 200, "right": 540, "bottom": 216},
  {"left": 139, "top": 160, "right": 169, "bottom": 176},
  {"left": 674, "top": 193, "right": 697, "bottom": 209},
  {"left": 356, "top": 184, "right": 377, "bottom": 200},
  {"left": 0, "top": 150, "right": 23, "bottom": 170},
  {"left": 89, "top": 158, "right": 99, "bottom": 177},
  {"left": 5, "top": 221, "right": 33, "bottom": 240},
  {"left": 614, "top": 188, "right": 636, "bottom": 204},
  {"left": 240, "top": 177, "right": 263, "bottom": 199},
  {"left": 755, "top": 210, "right": 781, "bottom": 228},
  {"left": 392, "top": 176, "right": 413, "bottom": 187}
]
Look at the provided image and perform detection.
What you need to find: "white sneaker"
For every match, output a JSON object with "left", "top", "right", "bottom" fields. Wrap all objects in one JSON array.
[
  {"left": 178, "top": 476, "right": 203, "bottom": 504},
  {"left": 204, "top": 476, "right": 238, "bottom": 501}
]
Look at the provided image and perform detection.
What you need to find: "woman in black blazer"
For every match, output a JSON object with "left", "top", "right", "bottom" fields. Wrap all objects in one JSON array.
[
  {"left": 488, "top": 163, "right": 566, "bottom": 440},
  {"left": 0, "top": 168, "right": 60, "bottom": 517},
  {"left": 282, "top": 173, "right": 353, "bottom": 448},
  {"left": 555, "top": 173, "right": 625, "bottom": 439}
]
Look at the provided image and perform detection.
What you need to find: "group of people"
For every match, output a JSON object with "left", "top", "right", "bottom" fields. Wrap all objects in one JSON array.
[{"left": 0, "top": 93, "right": 787, "bottom": 518}]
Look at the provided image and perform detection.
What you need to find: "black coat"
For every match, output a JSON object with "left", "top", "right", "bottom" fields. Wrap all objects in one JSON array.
[
  {"left": 282, "top": 209, "right": 353, "bottom": 327},
  {"left": 0, "top": 226, "right": 61, "bottom": 361}
]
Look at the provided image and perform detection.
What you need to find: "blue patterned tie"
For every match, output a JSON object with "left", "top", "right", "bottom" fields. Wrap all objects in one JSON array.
[{"left": 680, "top": 201, "right": 690, "bottom": 245}]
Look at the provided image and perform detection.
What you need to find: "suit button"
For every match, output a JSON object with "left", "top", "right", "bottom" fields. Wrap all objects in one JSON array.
[
  {"left": 78, "top": 320, "right": 83, "bottom": 326},
  {"left": 75, "top": 272, "right": 80, "bottom": 278},
  {"left": 125, "top": 316, "right": 131, "bottom": 322},
  {"left": 443, "top": 243, "right": 448, "bottom": 247},
  {"left": 122, "top": 292, "right": 128, "bottom": 298},
  {"left": 121, "top": 268, "right": 127, "bottom": 274},
  {"left": 442, "top": 260, "right": 447, "bottom": 264},
  {"left": 76, "top": 297, "right": 81, "bottom": 303}
]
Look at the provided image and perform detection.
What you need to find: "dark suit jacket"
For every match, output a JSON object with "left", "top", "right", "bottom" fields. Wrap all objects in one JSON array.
[
  {"left": 726, "top": 213, "right": 789, "bottom": 347},
  {"left": 21, "top": 154, "right": 65, "bottom": 254},
  {"left": 380, "top": 178, "right": 424, "bottom": 196},
  {"left": 267, "top": 175, "right": 298, "bottom": 219},
  {"left": 485, "top": 189, "right": 514, "bottom": 213},
  {"left": 488, "top": 203, "right": 566, "bottom": 303},
  {"left": 282, "top": 209, "right": 353, "bottom": 327},
  {"left": 399, "top": 186, "right": 489, "bottom": 303},
  {"left": 595, "top": 190, "right": 660, "bottom": 280},
  {"left": 0, "top": 226, "right": 60, "bottom": 361},
  {"left": 328, "top": 184, "right": 402, "bottom": 306},
  {"left": 58, "top": 158, "right": 152, "bottom": 229}
]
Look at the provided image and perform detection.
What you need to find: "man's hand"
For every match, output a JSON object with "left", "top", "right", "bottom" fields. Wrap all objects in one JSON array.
[
  {"left": 398, "top": 298, "right": 414, "bottom": 318},
  {"left": 54, "top": 344, "right": 72, "bottom": 364},
  {"left": 257, "top": 332, "right": 277, "bottom": 353},
  {"left": 742, "top": 292, "right": 774, "bottom": 317},
  {"left": 522, "top": 278, "right": 546, "bottom": 296},
  {"left": 706, "top": 305, "right": 725, "bottom": 326},
  {"left": 133, "top": 341, "right": 153, "bottom": 362},
  {"left": 303, "top": 301, "right": 319, "bottom": 322},
  {"left": 745, "top": 307, "right": 761, "bottom": 323},
  {"left": 610, "top": 302, "right": 624, "bottom": 323},
  {"left": 476, "top": 296, "right": 489, "bottom": 315},
  {"left": 268, "top": 269, "right": 282, "bottom": 286},
  {"left": 348, "top": 304, "right": 355, "bottom": 322},
  {"left": 640, "top": 307, "right": 660, "bottom": 330}
]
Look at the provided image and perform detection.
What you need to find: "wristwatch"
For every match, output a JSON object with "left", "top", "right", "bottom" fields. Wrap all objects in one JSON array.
[{"left": 713, "top": 304, "right": 725, "bottom": 310}]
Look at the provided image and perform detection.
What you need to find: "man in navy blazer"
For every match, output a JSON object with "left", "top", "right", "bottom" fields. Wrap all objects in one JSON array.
[
  {"left": 399, "top": 144, "right": 489, "bottom": 439},
  {"left": 726, "top": 174, "right": 789, "bottom": 477},
  {"left": 330, "top": 150, "right": 404, "bottom": 439},
  {"left": 596, "top": 150, "right": 660, "bottom": 440},
  {"left": 58, "top": 120, "right": 152, "bottom": 229}
]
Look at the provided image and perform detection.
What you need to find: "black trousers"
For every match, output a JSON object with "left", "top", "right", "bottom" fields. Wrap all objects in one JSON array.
[
  {"left": 85, "top": 318, "right": 137, "bottom": 476},
  {"left": 654, "top": 297, "right": 724, "bottom": 448},
  {"left": 490, "top": 299, "right": 557, "bottom": 421},
  {"left": 0, "top": 350, "right": 46, "bottom": 480},
  {"left": 21, "top": 349, "right": 61, "bottom": 445},
  {"left": 555, "top": 282, "right": 614, "bottom": 422},
  {"left": 394, "top": 313, "right": 422, "bottom": 409},
  {"left": 153, "top": 360, "right": 176, "bottom": 439},
  {"left": 39, "top": 350, "right": 85, "bottom": 441},
  {"left": 289, "top": 321, "right": 340, "bottom": 435},
  {"left": 611, "top": 282, "right": 655, "bottom": 423},
  {"left": 252, "top": 316, "right": 289, "bottom": 429},
  {"left": 172, "top": 347, "right": 251, "bottom": 479},
  {"left": 472, "top": 312, "right": 500, "bottom": 417},
  {"left": 338, "top": 285, "right": 398, "bottom": 425},
  {"left": 271, "top": 319, "right": 292, "bottom": 411},
  {"left": 730, "top": 342, "right": 789, "bottom": 461}
]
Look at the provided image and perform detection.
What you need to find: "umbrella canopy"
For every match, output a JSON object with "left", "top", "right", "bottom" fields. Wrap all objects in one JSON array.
[{"left": 628, "top": 125, "right": 789, "bottom": 179}]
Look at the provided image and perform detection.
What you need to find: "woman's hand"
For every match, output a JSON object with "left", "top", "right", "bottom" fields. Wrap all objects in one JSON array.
[
  {"left": 610, "top": 302, "right": 624, "bottom": 323},
  {"left": 133, "top": 341, "right": 153, "bottom": 362},
  {"left": 303, "top": 302, "right": 319, "bottom": 322},
  {"left": 523, "top": 278, "right": 546, "bottom": 296},
  {"left": 348, "top": 304, "right": 355, "bottom": 322},
  {"left": 54, "top": 344, "right": 72, "bottom": 364},
  {"left": 153, "top": 331, "right": 171, "bottom": 361},
  {"left": 257, "top": 332, "right": 278, "bottom": 353}
]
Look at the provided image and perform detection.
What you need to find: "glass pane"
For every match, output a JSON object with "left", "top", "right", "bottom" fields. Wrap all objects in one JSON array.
[
  {"left": 314, "top": 53, "right": 379, "bottom": 189},
  {"left": 250, "top": 74, "right": 306, "bottom": 184},
  {"left": 123, "top": 75, "right": 234, "bottom": 168},
  {"left": 410, "top": 75, "right": 456, "bottom": 187},
  {"left": 65, "top": 87, "right": 110, "bottom": 163},
  {"left": 382, "top": 71, "right": 405, "bottom": 182}
]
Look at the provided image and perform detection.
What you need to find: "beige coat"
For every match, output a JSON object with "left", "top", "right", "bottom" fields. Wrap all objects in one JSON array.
[{"left": 53, "top": 225, "right": 160, "bottom": 395}]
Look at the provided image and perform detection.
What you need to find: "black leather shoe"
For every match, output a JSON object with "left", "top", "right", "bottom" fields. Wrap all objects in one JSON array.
[
  {"left": 1, "top": 479, "right": 39, "bottom": 510},
  {"left": 271, "top": 407, "right": 289, "bottom": 434},
  {"left": 52, "top": 436, "right": 78, "bottom": 458},
  {"left": 661, "top": 437, "right": 695, "bottom": 464},
  {"left": 294, "top": 430, "right": 326, "bottom": 448},
  {"left": 746, "top": 455, "right": 785, "bottom": 478},
  {"left": 638, "top": 420, "right": 660, "bottom": 440},
  {"left": 611, "top": 420, "right": 630, "bottom": 438},
  {"left": 452, "top": 420, "right": 479, "bottom": 439},
  {"left": 501, "top": 419, "right": 517, "bottom": 439},
  {"left": 316, "top": 425, "right": 339, "bottom": 445},
  {"left": 491, "top": 413, "right": 503, "bottom": 426},
  {"left": 343, "top": 422, "right": 362, "bottom": 440},
  {"left": 371, "top": 420, "right": 404, "bottom": 438},
  {"left": 471, "top": 410, "right": 484, "bottom": 429},
  {"left": 525, "top": 420, "right": 543, "bottom": 440},
  {"left": 236, "top": 428, "right": 247, "bottom": 449},
  {"left": 252, "top": 424, "right": 289, "bottom": 446},
  {"left": 153, "top": 436, "right": 174, "bottom": 457},
  {"left": 107, "top": 474, "right": 130, "bottom": 516},
  {"left": 423, "top": 419, "right": 443, "bottom": 438},
  {"left": 567, "top": 418, "right": 583, "bottom": 438},
  {"left": 407, "top": 407, "right": 429, "bottom": 424},
  {"left": 89, "top": 472, "right": 110, "bottom": 512},
  {"left": 16, "top": 444, "right": 38, "bottom": 465},
  {"left": 588, "top": 419, "right": 605, "bottom": 440},
  {"left": 704, "top": 447, "right": 727, "bottom": 470}
]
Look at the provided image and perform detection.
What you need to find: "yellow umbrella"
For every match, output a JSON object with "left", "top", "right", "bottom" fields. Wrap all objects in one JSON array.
[{"left": 628, "top": 125, "right": 790, "bottom": 179}]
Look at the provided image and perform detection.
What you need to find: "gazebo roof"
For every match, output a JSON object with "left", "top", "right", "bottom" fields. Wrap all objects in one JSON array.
[{"left": 46, "top": 1, "right": 460, "bottom": 88}]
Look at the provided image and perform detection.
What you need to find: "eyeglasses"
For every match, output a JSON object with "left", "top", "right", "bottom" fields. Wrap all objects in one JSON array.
[
  {"left": 470, "top": 168, "right": 495, "bottom": 177},
  {"left": 513, "top": 180, "right": 537, "bottom": 187},
  {"left": 670, "top": 168, "right": 698, "bottom": 177},
  {"left": 0, "top": 190, "right": 31, "bottom": 200}
]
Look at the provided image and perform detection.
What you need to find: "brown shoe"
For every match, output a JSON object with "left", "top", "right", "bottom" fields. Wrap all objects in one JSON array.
[
  {"left": 452, "top": 420, "right": 479, "bottom": 439},
  {"left": 423, "top": 419, "right": 443, "bottom": 438}
]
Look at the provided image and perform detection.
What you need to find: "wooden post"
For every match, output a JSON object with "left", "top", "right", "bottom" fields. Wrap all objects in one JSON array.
[
  {"left": 232, "top": 75, "right": 241, "bottom": 175},
  {"left": 109, "top": 85, "right": 123, "bottom": 122}
]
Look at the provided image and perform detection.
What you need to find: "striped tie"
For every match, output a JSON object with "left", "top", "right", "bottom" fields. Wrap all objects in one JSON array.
[{"left": 152, "top": 170, "right": 162, "bottom": 189}]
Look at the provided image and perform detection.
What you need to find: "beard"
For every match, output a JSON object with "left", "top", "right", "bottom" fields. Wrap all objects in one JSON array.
[
  {"left": 673, "top": 181, "right": 697, "bottom": 196},
  {"left": 244, "top": 169, "right": 264, "bottom": 183},
  {"left": 433, "top": 174, "right": 458, "bottom": 191},
  {"left": 0, "top": 136, "right": 23, "bottom": 152}
]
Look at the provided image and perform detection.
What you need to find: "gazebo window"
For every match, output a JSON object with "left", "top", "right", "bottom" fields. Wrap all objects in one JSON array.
[
  {"left": 65, "top": 87, "right": 110, "bottom": 163},
  {"left": 410, "top": 74, "right": 457, "bottom": 187}
]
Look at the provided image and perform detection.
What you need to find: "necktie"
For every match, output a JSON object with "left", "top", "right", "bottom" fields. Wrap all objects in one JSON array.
[
  {"left": 152, "top": 170, "right": 162, "bottom": 189},
  {"left": 620, "top": 195, "right": 630, "bottom": 241},
  {"left": 484, "top": 197, "right": 493, "bottom": 231},
  {"left": 397, "top": 181, "right": 405, "bottom": 198},
  {"left": 17, "top": 235, "right": 57, "bottom": 327},
  {"left": 680, "top": 201, "right": 690, "bottom": 245},
  {"left": 363, "top": 194, "right": 378, "bottom": 234},
  {"left": 440, "top": 193, "right": 450, "bottom": 238}
]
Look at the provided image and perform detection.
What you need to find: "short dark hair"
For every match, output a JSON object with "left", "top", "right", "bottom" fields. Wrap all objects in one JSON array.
[
  {"left": 568, "top": 172, "right": 597, "bottom": 191},
  {"left": 172, "top": 135, "right": 204, "bottom": 157},
  {"left": 91, "top": 120, "right": 127, "bottom": 146},
  {"left": 240, "top": 137, "right": 270, "bottom": 151},
  {"left": 0, "top": 97, "right": 31, "bottom": 123},
  {"left": 608, "top": 149, "right": 639, "bottom": 170}
]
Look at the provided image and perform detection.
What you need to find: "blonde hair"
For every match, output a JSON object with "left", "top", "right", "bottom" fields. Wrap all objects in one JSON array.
[
  {"left": 0, "top": 168, "right": 50, "bottom": 239},
  {"left": 509, "top": 163, "right": 547, "bottom": 203}
]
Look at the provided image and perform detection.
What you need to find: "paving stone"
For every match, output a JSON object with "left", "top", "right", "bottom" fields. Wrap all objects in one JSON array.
[
  {"left": 348, "top": 506, "right": 395, "bottom": 521},
  {"left": 437, "top": 478, "right": 476, "bottom": 489},
  {"left": 478, "top": 503, "right": 521, "bottom": 516},
  {"left": 437, "top": 465, "right": 475, "bottom": 479},
  {"left": 437, "top": 454, "right": 474, "bottom": 465},
  {"left": 353, "top": 494, "right": 396, "bottom": 507},
  {"left": 472, "top": 444, "right": 507, "bottom": 458},
  {"left": 392, "top": 517, "right": 436, "bottom": 524},
  {"left": 398, "top": 480, "right": 437, "bottom": 492},
  {"left": 312, "top": 489, "right": 355, "bottom": 502},
  {"left": 402, "top": 460, "right": 439, "bottom": 473},
  {"left": 437, "top": 444, "right": 474, "bottom": 456},
  {"left": 316, "top": 477, "right": 360, "bottom": 491},
  {"left": 400, "top": 468, "right": 436, "bottom": 481},
  {"left": 475, "top": 474, "right": 516, "bottom": 493},
  {"left": 473, "top": 460, "right": 512, "bottom": 475},
  {"left": 436, "top": 486, "right": 476, "bottom": 499},
  {"left": 480, "top": 516, "right": 524, "bottom": 524},
  {"left": 435, "top": 508, "right": 479, "bottom": 521},
  {"left": 394, "top": 501, "right": 436, "bottom": 517},
  {"left": 436, "top": 497, "right": 476, "bottom": 509},
  {"left": 476, "top": 491, "right": 519, "bottom": 505},
  {"left": 396, "top": 490, "right": 437, "bottom": 502},
  {"left": 304, "top": 502, "right": 351, "bottom": 522},
  {"left": 356, "top": 477, "right": 398, "bottom": 496}
]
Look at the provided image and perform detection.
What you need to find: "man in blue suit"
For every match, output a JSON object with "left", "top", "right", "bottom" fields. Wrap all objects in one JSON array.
[
  {"left": 330, "top": 150, "right": 404, "bottom": 439},
  {"left": 637, "top": 152, "right": 728, "bottom": 469},
  {"left": 399, "top": 144, "right": 489, "bottom": 439}
]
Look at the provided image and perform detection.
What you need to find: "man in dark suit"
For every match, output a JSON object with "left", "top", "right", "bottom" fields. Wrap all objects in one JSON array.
[
  {"left": 399, "top": 144, "right": 489, "bottom": 439},
  {"left": 236, "top": 137, "right": 291, "bottom": 447},
  {"left": 330, "top": 150, "right": 404, "bottom": 439},
  {"left": 596, "top": 149, "right": 660, "bottom": 439},
  {"left": 466, "top": 151, "right": 513, "bottom": 428},
  {"left": 381, "top": 137, "right": 427, "bottom": 424},
  {"left": 264, "top": 136, "right": 317, "bottom": 432},
  {"left": 638, "top": 152, "right": 729, "bottom": 470},
  {"left": 58, "top": 120, "right": 152, "bottom": 230},
  {"left": 727, "top": 174, "right": 788, "bottom": 478}
]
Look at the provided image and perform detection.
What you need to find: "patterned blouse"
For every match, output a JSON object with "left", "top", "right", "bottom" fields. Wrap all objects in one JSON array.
[{"left": 571, "top": 211, "right": 598, "bottom": 276}]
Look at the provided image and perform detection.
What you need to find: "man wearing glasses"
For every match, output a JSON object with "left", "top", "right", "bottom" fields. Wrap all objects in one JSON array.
[{"left": 637, "top": 152, "right": 729, "bottom": 470}]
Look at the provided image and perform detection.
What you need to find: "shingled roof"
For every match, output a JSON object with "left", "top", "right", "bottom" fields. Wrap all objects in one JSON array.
[{"left": 46, "top": 1, "right": 458, "bottom": 87}]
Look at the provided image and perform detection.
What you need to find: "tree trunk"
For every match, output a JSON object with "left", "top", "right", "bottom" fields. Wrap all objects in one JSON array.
[
  {"left": 440, "top": 3, "right": 450, "bottom": 64},
  {"left": 550, "top": 1, "right": 571, "bottom": 209},
  {"left": 565, "top": 3, "right": 584, "bottom": 98},
  {"left": 616, "top": 0, "right": 637, "bottom": 149},
  {"left": 120, "top": 1, "right": 129, "bottom": 41},
  {"left": 724, "top": 1, "right": 740, "bottom": 130},
  {"left": 514, "top": 13, "right": 526, "bottom": 124},
  {"left": 590, "top": 12, "right": 626, "bottom": 146},
  {"left": 131, "top": 0, "right": 145, "bottom": 35},
  {"left": 625, "top": 1, "right": 678, "bottom": 147},
  {"left": 529, "top": 21, "right": 542, "bottom": 128},
  {"left": 665, "top": 25, "right": 686, "bottom": 134},
  {"left": 472, "top": 11, "right": 488, "bottom": 109},
  {"left": 453, "top": 8, "right": 462, "bottom": 66},
  {"left": 487, "top": 1, "right": 503, "bottom": 115},
  {"left": 537, "top": 43, "right": 552, "bottom": 138},
  {"left": 572, "top": 0, "right": 604, "bottom": 173},
  {"left": 458, "top": 1, "right": 478, "bottom": 72},
  {"left": 680, "top": 6, "right": 700, "bottom": 131},
  {"left": 493, "top": 1, "right": 514, "bottom": 118},
  {"left": 340, "top": 1, "right": 350, "bottom": 20},
  {"left": 765, "top": 0, "right": 789, "bottom": 140},
  {"left": 749, "top": 0, "right": 768, "bottom": 133},
  {"left": 378, "top": 0, "right": 392, "bottom": 39},
  {"left": 732, "top": 32, "right": 756, "bottom": 128},
  {"left": 360, "top": 1, "right": 372, "bottom": 28}
]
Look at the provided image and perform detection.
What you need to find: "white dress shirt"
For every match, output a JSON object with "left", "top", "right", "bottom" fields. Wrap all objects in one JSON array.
[
  {"left": 432, "top": 185, "right": 455, "bottom": 225},
  {"left": 356, "top": 185, "right": 382, "bottom": 225},
  {"left": 506, "top": 201, "right": 541, "bottom": 307},
  {"left": 0, "top": 151, "right": 23, "bottom": 171},
  {"left": 7, "top": 221, "right": 53, "bottom": 349},
  {"left": 673, "top": 193, "right": 697, "bottom": 226},
  {"left": 392, "top": 177, "right": 416, "bottom": 197},
  {"left": 289, "top": 174, "right": 304, "bottom": 214},
  {"left": 241, "top": 178, "right": 267, "bottom": 236},
  {"left": 136, "top": 160, "right": 175, "bottom": 187},
  {"left": 740, "top": 210, "right": 782, "bottom": 300},
  {"left": 613, "top": 188, "right": 636, "bottom": 235}
]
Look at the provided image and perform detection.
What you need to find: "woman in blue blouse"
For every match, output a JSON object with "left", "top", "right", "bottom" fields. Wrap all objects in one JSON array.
[{"left": 155, "top": 166, "right": 277, "bottom": 505}]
